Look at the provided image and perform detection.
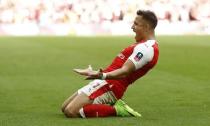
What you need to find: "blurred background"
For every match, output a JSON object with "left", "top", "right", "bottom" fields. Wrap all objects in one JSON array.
[
  {"left": 1, "top": 1, "right": 210, "bottom": 126},
  {"left": 0, "top": 0, "right": 210, "bottom": 36}
]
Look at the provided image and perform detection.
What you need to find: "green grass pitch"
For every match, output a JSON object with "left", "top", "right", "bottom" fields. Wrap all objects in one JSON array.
[{"left": 0, "top": 36, "right": 210, "bottom": 126}]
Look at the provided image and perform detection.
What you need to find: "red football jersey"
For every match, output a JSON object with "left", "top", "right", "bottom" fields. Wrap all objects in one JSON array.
[{"left": 103, "top": 40, "right": 159, "bottom": 99}]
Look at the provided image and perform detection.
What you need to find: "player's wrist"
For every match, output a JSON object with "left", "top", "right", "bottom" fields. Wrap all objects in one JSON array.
[{"left": 101, "top": 73, "right": 107, "bottom": 80}]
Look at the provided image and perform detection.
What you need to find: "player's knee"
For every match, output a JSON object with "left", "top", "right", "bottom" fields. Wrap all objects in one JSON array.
[{"left": 64, "top": 105, "right": 79, "bottom": 118}]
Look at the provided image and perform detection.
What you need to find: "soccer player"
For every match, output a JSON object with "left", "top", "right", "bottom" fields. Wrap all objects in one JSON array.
[{"left": 61, "top": 10, "right": 159, "bottom": 118}]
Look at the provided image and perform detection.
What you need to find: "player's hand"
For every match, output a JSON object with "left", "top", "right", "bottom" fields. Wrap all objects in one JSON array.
[
  {"left": 73, "top": 65, "right": 93, "bottom": 76},
  {"left": 85, "top": 69, "right": 103, "bottom": 80}
]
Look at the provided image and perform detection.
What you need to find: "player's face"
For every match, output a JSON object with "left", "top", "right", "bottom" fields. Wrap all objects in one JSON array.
[{"left": 131, "top": 16, "right": 148, "bottom": 42}]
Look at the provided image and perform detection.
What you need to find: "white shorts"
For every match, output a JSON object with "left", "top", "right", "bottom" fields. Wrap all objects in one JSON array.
[{"left": 78, "top": 79, "right": 117, "bottom": 105}]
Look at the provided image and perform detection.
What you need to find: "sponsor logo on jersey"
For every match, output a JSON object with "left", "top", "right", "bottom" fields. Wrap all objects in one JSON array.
[{"left": 134, "top": 52, "right": 143, "bottom": 61}]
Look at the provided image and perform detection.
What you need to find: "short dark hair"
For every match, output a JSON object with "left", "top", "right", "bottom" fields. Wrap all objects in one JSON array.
[{"left": 137, "top": 10, "right": 158, "bottom": 29}]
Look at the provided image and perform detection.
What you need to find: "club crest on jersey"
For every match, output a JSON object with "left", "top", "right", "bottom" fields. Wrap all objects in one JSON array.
[{"left": 134, "top": 52, "right": 143, "bottom": 61}]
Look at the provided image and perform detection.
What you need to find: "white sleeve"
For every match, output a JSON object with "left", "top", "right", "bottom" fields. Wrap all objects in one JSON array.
[{"left": 128, "top": 44, "right": 154, "bottom": 70}]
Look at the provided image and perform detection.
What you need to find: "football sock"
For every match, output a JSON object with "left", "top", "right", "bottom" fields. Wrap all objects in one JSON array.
[{"left": 79, "top": 104, "right": 116, "bottom": 118}]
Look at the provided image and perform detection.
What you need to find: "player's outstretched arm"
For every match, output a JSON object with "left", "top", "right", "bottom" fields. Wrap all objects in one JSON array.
[{"left": 73, "top": 59, "right": 135, "bottom": 80}]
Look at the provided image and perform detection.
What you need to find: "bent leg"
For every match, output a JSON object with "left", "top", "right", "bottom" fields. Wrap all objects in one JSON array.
[{"left": 63, "top": 80, "right": 119, "bottom": 118}]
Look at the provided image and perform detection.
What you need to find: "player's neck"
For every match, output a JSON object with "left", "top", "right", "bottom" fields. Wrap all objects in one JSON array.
[
  {"left": 136, "top": 32, "right": 155, "bottom": 43},
  {"left": 145, "top": 31, "right": 155, "bottom": 40}
]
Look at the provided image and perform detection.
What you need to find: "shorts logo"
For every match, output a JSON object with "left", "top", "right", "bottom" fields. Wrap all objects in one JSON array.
[{"left": 134, "top": 52, "right": 143, "bottom": 61}]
